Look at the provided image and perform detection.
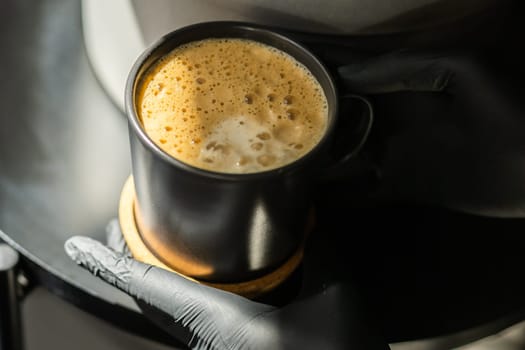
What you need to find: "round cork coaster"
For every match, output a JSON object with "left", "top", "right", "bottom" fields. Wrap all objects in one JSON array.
[{"left": 118, "top": 175, "right": 307, "bottom": 299}]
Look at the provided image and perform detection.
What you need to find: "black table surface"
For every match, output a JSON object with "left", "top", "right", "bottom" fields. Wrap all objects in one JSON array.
[{"left": 2, "top": 0, "right": 525, "bottom": 349}]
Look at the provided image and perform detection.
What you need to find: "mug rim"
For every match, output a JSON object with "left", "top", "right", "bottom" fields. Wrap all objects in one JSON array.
[{"left": 125, "top": 20, "right": 339, "bottom": 181}]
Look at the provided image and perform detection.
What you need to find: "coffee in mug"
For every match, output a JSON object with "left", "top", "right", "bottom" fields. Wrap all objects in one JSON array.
[{"left": 137, "top": 38, "right": 328, "bottom": 173}]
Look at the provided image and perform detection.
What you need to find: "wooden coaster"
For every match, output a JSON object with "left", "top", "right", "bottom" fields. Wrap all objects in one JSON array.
[{"left": 118, "top": 175, "right": 306, "bottom": 299}]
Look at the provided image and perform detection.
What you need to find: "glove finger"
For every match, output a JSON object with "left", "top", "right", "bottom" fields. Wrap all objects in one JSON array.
[
  {"left": 65, "top": 236, "right": 136, "bottom": 293},
  {"left": 337, "top": 51, "right": 453, "bottom": 94},
  {"left": 105, "top": 218, "right": 131, "bottom": 257},
  {"left": 64, "top": 235, "right": 269, "bottom": 313}
]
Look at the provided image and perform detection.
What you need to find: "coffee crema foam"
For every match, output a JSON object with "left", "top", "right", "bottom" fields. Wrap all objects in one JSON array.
[{"left": 137, "top": 38, "right": 328, "bottom": 173}]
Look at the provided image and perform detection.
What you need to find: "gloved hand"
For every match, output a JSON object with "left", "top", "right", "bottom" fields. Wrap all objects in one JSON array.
[
  {"left": 332, "top": 50, "right": 525, "bottom": 218},
  {"left": 65, "top": 219, "right": 390, "bottom": 350},
  {"left": 64, "top": 47, "right": 525, "bottom": 349}
]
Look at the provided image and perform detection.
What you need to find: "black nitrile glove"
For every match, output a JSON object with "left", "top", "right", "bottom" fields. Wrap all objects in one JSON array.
[
  {"left": 334, "top": 50, "right": 525, "bottom": 217},
  {"left": 65, "top": 219, "right": 390, "bottom": 350},
  {"left": 64, "top": 47, "right": 525, "bottom": 349}
]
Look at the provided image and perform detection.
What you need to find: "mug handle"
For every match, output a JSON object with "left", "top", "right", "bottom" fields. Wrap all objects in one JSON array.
[
  {"left": 336, "top": 94, "right": 373, "bottom": 163},
  {"left": 319, "top": 93, "right": 374, "bottom": 182}
]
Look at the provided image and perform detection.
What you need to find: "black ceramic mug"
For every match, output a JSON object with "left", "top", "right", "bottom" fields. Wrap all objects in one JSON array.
[{"left": 125, "top": 21, "right": 372, "bottom": 283}]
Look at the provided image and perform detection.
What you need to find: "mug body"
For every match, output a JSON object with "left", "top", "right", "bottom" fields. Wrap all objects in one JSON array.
[{"left": 126, "top": 21, "right": 338, "bottom": 283}]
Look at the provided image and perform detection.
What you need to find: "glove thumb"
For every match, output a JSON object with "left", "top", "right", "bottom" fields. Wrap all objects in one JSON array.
[{"left": 65, "top": 236, "right": 274, "bottom": 349}]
